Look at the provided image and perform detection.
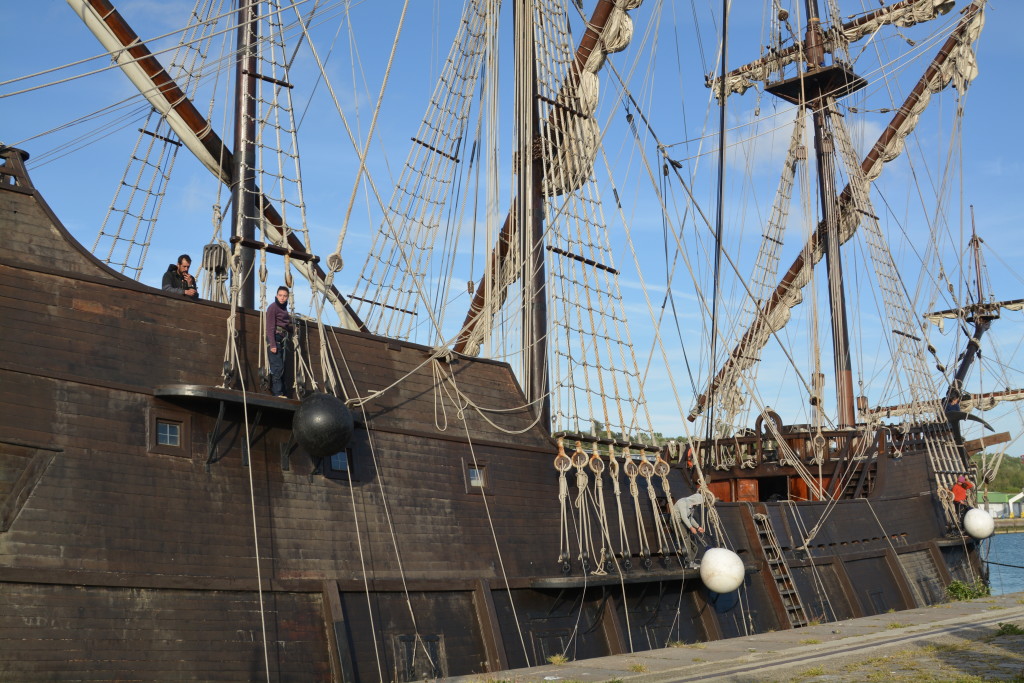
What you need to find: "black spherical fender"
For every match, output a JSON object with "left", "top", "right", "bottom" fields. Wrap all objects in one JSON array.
[{"left": 292, "top": 392, "right": 353, "bottom": 459}]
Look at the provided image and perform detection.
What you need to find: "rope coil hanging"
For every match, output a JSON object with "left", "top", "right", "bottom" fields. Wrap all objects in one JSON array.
[
  {"left": 555, "top": 438, "right": 574, "bottom": 571},
  {"left": 588, "top": 443, "right": 611, "bottom": 574},
  {"left": 571, "top": 441, "right": 595, "bottom": 571}
]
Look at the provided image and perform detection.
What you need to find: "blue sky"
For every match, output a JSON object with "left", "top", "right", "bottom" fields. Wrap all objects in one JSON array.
[{"left": 2, "top": 0, "right": 1022, "bottom": 444}]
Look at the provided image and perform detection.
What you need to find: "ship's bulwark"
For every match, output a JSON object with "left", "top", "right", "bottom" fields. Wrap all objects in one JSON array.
[{"left": 0, "top": 147, "right": 980, "bottom": 680}]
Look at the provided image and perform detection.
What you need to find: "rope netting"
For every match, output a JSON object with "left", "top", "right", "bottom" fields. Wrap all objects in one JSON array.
[
  {"left": 91, "top": 0, "right": 226, "bottom": 277},
  {"left": 349, "top": 0, "right": 496, "bottom": 341},
  {"left": 711, "top": 113, "right": 806, "bottom": 427},
  {"left": 533, "top": 0, "right": 654, "bottom": 443}
]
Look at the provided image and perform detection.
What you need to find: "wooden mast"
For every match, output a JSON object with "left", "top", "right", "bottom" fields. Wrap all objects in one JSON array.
[
  {"left": 232, "top": 0, "right": 258, "bottom": 310},
  {"left": 453, "top": 0, "right": 619, "bottom": 357},
  {"left": 946, "top": 215, "right": 995, "bottom": 403},
  {"left": 514, "top": 0, "right": 549, "bottom": 427},
  {"left": 690, "top": 0, "right": 986, "bottom": 423},
  {"left": 802, "top": 0, "right": 857, "bottom": 427}
]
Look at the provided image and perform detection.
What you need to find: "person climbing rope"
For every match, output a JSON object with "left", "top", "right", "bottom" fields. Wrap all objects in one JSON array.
[
  {"left": 672, "top": 492, "right": 705, "bottom": 568},
  {"left": 951, "top": 474, "right": 975, "bottom": 528}
]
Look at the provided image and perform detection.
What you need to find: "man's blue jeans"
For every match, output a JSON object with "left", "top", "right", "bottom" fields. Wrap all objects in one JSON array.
[{"left": 269, "top": 336, "right": 290, "bottom": 396}]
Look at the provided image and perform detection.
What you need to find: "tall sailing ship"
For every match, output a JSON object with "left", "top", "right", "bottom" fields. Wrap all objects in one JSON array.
[{"left": 0, "top": 0, "right": 1015, "bottom": 679}]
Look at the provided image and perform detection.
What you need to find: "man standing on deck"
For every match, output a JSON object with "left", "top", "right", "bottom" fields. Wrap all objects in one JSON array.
[
  {"left": 161, "top": 254, "right": 199, "bottom": 300},
  {"left": 266, "top": 286, "right": 293, "bottom": 398}
]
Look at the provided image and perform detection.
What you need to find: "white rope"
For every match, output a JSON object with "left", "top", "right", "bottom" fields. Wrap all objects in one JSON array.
[
  {"left": 622, "top": 448, "right": 650, "bottom": 561},
  {"left": 348, "top": 0, "right": 496, "bottom": 341},
  {"left": 219, "top": 264, "right": 272, "bottom": 681},
  {"left": 571, "top": 442, "right": 598, "bottom": 568},
  {"left": 325, "top": 0, "right": 411, "bottom": 260},
  {"left": 588, "top": 444, "right": 611, "bottom": 574},
  {"left": 782, "top": 501, "right": 838, "bottom": 622},
  {"left": 607, "top": 447, "right": 632, "bottom": 560},
  {"left": 639, "top": 456, "right": 670, "bottom": 555},
  {"left": 555, "top": 439, "right": 574, "bottom": 567}
]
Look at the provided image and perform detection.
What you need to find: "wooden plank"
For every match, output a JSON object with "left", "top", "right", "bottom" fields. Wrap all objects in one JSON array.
[
  {"left": 472, "top": 579, "right": 508, "bottom": 672},
  {"left": 829, "top": 556, "right": 865, "bottom": 619},
  {"left": 598, "top": 589, "right": 627, "bottom": 656},
  {"left": 886, "top": 548, "right": 918, "bottom": 608},
  {"left": 322, "top": 579, "right": 356, "bottom": 683},
  {"left": 692, "top": 585, "right": 721, "bottom": 641},
  {"left": 0, "top": 581, "right": 330, "bottom": 680}
]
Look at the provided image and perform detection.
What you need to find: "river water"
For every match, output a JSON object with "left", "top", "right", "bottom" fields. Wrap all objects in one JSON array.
[{"left": 986, "top": 532, "right": 1024, "bottom": 595}]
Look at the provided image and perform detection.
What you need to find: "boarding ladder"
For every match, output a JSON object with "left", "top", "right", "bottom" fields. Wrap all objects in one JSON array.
[{"left": 753, "top": 513, "right": 808, "bottom": 628}]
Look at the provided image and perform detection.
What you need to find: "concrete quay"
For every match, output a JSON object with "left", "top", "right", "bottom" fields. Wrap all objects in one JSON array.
[
  {"left": 993, "top": 518, "right": 1024, "bottom": 534},
  {"left": 452, "top": 591, "right": 1024, "bottom": 682}
]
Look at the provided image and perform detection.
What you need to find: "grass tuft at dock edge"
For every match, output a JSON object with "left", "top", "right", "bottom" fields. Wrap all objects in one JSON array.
[{"left": 946, "top": 579, "right": 991, "bottom": 601}]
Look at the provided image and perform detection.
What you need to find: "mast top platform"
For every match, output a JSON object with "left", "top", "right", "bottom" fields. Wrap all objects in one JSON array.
[{"left": 765, "top": 63, "right": 867, "bottom": 105}]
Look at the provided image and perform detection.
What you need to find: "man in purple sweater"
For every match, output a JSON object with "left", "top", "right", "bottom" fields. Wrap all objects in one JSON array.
[{"left": 266, "top": 286, "right": 293, "bottom": 398}]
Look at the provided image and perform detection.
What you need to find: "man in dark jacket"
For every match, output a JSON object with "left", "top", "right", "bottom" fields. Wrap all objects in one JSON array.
[
  {"left": 162, "top": 254, "right": 199, "bottom": 300},
  {"left": 266, "top": 286, "right": 293, "bottom": 398}
]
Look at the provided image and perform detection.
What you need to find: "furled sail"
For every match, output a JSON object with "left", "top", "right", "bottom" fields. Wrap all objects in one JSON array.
[
  {"left": 710, "top": 0, "right": 957, "bottom": 100},
  {"left": 690, "top": 2, "right": 986, "bottom": 422},
  {"left": 542, "top": 0, "right": 644, "bottom": 196},
  {"left": 924, "top": 299, "right": 1024, "bottom": 332},
  {"left": 869, "top": 388, "right": 1024, "bottom": 418},
  {"left": 455, "top": 0, "right": 646, "bottom": 358}
]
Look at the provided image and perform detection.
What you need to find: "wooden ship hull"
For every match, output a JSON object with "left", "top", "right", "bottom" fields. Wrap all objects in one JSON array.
[{"left": 0, "top": 145, "right": 982, "bottom": 680}]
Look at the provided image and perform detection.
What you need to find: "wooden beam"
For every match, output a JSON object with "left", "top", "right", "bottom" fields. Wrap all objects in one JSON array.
[
  {"left": 885, "top": 549, "right": 917, "bottom": 609},
  {"left": 830, "top": 557, "right": 865, "bottom": 619},
  {"left": 321, "top": 580, "right": 356, "bottom": 683},
  {"left": 598, "top": 589, "right": 627, "bottom": 655},
  {"left": 472, "top": 579, "right": 508, "bottom": 672},
  {"left": 963, "top": 431, "right": 1011, "bottom": 455}
]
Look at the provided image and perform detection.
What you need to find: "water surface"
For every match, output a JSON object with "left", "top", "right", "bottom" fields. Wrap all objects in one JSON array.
[{"left": 987, "top": 532, "right": 1024, "bottom": 595}]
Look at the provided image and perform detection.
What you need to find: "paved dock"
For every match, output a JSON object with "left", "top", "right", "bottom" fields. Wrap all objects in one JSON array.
[{"left": 452, "top": 591, "right": 1024, "bottom": 682}]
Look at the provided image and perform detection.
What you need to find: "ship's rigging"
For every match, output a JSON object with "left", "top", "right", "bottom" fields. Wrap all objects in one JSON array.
[
  {"left": 2, "top": 0, "right": 1017, "bottom": 454},
  {"left": 0, "top": 1, "right": 1016, "bottom": 677}
]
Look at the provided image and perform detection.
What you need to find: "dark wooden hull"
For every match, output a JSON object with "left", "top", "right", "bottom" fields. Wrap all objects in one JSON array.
[{"left": 0, "top": 147, "right": 980, "bottom": 681}]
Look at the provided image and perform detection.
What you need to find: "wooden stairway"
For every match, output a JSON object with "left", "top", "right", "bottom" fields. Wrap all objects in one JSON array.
[{"left": 753, "top": 512, "right": 809, "bottom": 628}]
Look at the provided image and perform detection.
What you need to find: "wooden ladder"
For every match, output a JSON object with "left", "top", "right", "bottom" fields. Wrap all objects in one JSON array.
[{"left": 753, "top": 512, "right": 809, "bottom": 628}]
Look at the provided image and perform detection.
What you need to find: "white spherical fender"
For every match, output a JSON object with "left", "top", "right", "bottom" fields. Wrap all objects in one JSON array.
[
  {"left": 699, "top": 547, "right": 745, "bottom": 594},
  {"left": 963, "top": 508, "right": 995, "bottom": 540}
]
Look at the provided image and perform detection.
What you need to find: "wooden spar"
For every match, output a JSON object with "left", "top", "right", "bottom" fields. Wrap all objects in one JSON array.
[
  {"left": 709, "top": 0, "right": 954, "bottom": 99},
  {"left": 689, "top": 0, "right": 985, "bottom": 421},
  {"left": 962, "top": 431, "right": 1010, "bottom": 454},
  {"left": 925, "top": 298, "right": 1024, "bottom": 320},
  {"left": 65, "top": 0, "right": 365, "bottom": 330},
  {"left": 453, "top": 0, "right": 619, "bottom": 355},
  {"left": 867, "top": 387, "right": 1024, "bottom": 418}
]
